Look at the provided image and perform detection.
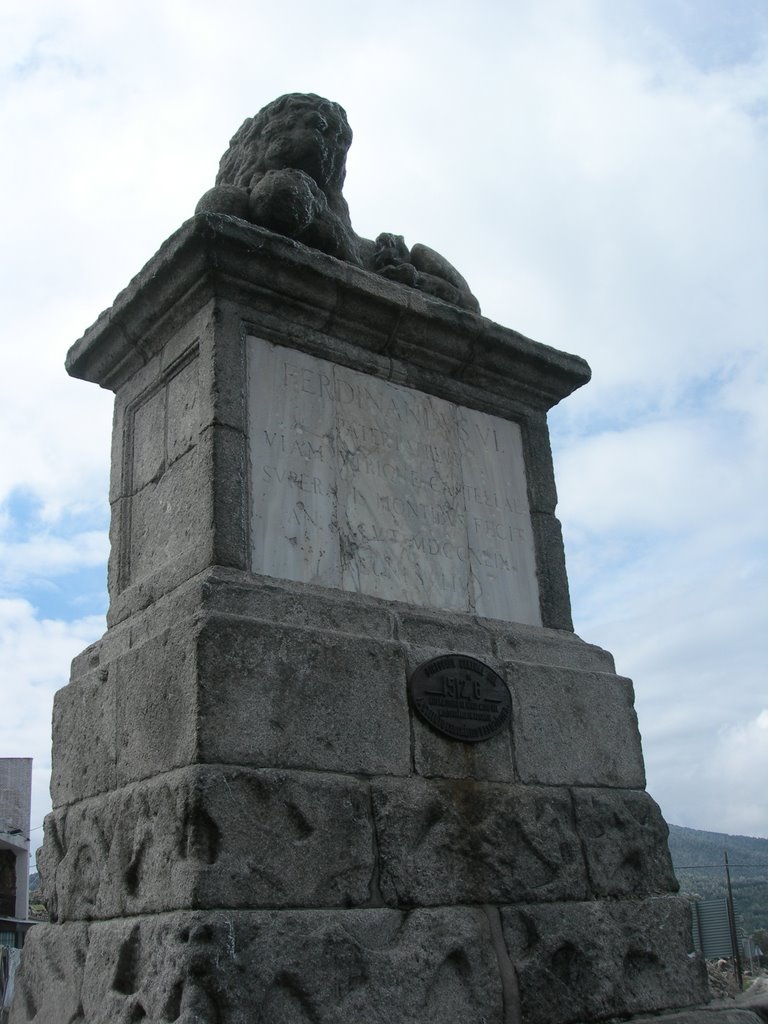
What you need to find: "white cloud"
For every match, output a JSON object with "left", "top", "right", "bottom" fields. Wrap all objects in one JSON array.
[
  {"left": 655, "top": 709, "right": 768, "bottom": 838},
  {"left": 0, "top": 599, "right": 105, "bottom": 839},
  {"left": 0, "top": 531, "right": 108, "bottom": 588}
]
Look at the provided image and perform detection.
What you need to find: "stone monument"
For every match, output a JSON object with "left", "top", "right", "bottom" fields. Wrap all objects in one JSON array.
[{"left": 10, "top": 94, "right": 747, "bottom": 1024}]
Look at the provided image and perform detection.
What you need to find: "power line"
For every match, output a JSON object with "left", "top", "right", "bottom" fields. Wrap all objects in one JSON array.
[{"left": 675, "top": 864, "right": 768, "bottom": 869}]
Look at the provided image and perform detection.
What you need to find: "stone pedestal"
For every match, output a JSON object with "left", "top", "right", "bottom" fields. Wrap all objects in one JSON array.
[{"left": 12, "top": 217, "right": 715, "bottom": 1023}]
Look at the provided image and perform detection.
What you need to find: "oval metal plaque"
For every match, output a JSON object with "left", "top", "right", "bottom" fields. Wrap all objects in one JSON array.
[{"left": 409, "top": 655, "right": 511, "bottom": 742}]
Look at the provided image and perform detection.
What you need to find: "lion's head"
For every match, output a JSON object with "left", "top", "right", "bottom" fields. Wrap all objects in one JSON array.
[{"left": 216, "top": 94, "right": 352, "bottom": 208}]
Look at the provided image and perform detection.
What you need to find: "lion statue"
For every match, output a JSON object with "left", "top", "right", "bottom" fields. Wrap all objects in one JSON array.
[{"left": 196, "top": 93, "right": 480, "bottom": 313}]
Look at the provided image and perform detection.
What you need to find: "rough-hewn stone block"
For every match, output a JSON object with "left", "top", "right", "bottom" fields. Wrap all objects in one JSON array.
[
  {"left": 508, "top": 662, "right": 645, "bottom": 786},
  {"left": 372, "top": 777, "right": 588, "bottom": 906},
  {"left": 11, "top": 908, "right": 503, "bottom": 1024},
  {"left": 487, "top": 620, "right": 616, "bottom": 673},
  {"left": 630, "top": 1012, "right": 761, "bottom": 1024},
  {"left": 203, "top": 569, "right": 396, "bottom": 641},
  {"left": 40, "top": 767, "right": 374, "bottom": 922},
  {"left": 53, "top": 598, "right": 412, "bottom": 802},
  {"left": 195, "top": 616, "right": 411, "bottom": 775},
  {"left": 51, "top": 668, "right": 117, "bottom": 807},
  {"left": 573, "top": 788, "right": 679, "bottom": 896},
  {"left": 501, "top": 897, "right": 709, "bottom": 1024},
  {"left": 395, "top": 607, "right": 497, "bottom": 656},
  {"left": 412, "top": 712, "right": 515, "bottom": 782},
  {"left": 7, "top": 920, "right": 88, "bottom": 1024},
  {"left": 113, "top": 623, "right": 198, "bottom": 787}
]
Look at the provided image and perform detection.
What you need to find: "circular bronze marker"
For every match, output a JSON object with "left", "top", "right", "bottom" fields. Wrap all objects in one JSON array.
[{"left": 408, "top": 655, "right": 511, "bottom": 742}]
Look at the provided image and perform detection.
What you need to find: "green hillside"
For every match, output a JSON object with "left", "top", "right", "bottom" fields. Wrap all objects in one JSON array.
[{"left": 667, "top": 824, "right": 768, "bottom": 937}]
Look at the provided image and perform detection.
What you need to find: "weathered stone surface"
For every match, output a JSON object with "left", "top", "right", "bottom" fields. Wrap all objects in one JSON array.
[
  {"left": 247, "top": 335, "right": 541, "bottom": 624},
  {"left": 372, "top": 777, "right": 587, "bottom": 906},
  {"left": 112, "top": 623, "right": 198, "bottom": 787},
  {"left": 489, "top": 621, "right": 615, "bottom": 672},
  {"left": 412, "top": 711, "right": 515, "bottom": 783},
  {"left": 51, "top": 666, "right": 118, "bottom": 807},
  {"left": 397, "top": 608, "right": 497, "bottom": 657},
  {"left": 7, "top": 920, "right": 88, "bottom": 1024},
  {"left": 629, "top": 1011, "right": 763, "bottom": 1024},
  {"left": 11, "top": 908, "right": 503, "bottom": 1024},
  {"left": 502, "top": 897, "right": 709, "bottom": 1024},
  {"left": 573, "top": 788, "right": 679, "bottom": 896},
  {"left": 56, "top": 607, "right": 411, "bottom": 803},
  {"left": 63, "top": 215, "right": 588, "bottom": 628},
  {"left": 195, "top": 616, "right": 411, "bottom": 775},
  {"left": 203, "top": 567, "right": 397, "bottom": 640},
  {"left": 41, "top": 767, "right": 374, "bottom": 922},
  {"left": 397, "top": 605, "right": 615, "bottom": 673},
  {"left": 127, "top": 438, "right": 209, "bottom": 585},
  {"left": 508, "top": 662, "right": 646, "bottom": 787}
]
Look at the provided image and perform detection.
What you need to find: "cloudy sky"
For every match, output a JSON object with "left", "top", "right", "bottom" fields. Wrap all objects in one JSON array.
[{"left": 2, "top": 0, "right": 766, "bottom": 846}]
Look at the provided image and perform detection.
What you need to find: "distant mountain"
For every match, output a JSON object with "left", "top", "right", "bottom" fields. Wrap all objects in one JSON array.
[{"left": 667, "top": 824, "right": 768, "bottom": 936}]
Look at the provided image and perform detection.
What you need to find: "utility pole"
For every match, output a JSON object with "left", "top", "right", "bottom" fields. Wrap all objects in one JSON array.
[{"left": 724, "top": 850, "right": 744, "bottom": 989}]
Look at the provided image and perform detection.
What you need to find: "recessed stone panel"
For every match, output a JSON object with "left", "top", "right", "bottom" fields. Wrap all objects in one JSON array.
[
  {"left": 247, "top": 336, "right": 542, "bottom": 624},
  {"left": 166, "top": 356, "right": 200, "bottom": 464},
  {"left": 128, "top": 443, "right": 210, "bottom": 584},
  {"left": 130, "top": 386, "right": 165, "bottom": 492}
]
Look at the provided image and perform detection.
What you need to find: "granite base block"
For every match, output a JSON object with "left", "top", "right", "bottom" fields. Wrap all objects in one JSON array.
[
  {"left": 502, "top": 896, "right": 710, "bottom": 1024},
  {"left": 573, "top": 788, "right": 679, "bottom": 896},
  {"left": 194, "top": 614, "right": 411, "bottom": 775},
  {"left": 10, "top": 908, "right": 503, "bottom": 1024},
  {"left": 52, "top": 569, "right": 648, "bottom": 806},
  {"left": 508, "top": 662, "right": 646, "bottom": 787},
  {"left": 372, "top": 777, "right": 588, "bottom": 906},
  {"left": 52, "top": 608, "right": 412, "bottom": 806},
  {"left": 40, "top": 766, "right": 375, "bottom": 922},
  {"left": 627, "top": 1011, "right": 764, "bottom": 1024}
]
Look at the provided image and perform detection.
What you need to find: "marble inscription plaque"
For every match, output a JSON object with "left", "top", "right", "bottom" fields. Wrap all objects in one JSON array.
[{"left": 247, "top": 336, "right": 541, "bottom": 624}]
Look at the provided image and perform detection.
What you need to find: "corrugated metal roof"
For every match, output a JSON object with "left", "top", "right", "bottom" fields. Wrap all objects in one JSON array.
[{"left": 692, "top": 898, "right": 745, "bottom": 959}]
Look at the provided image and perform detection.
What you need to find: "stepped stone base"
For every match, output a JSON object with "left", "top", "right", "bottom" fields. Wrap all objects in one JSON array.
[
  {"left": 11, "top": 901, "right": 714, "bottom": 1024},
  {"left": 15, "top": 570, "right": 714, "bottom": 1024},
  {"left": 39, "top": 570, "right": 676, "bottom": 922}
]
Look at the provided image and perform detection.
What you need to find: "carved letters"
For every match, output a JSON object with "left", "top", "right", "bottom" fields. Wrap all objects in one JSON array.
[{"left": 248, "top": 337, "right": 541, "bottom": 624}]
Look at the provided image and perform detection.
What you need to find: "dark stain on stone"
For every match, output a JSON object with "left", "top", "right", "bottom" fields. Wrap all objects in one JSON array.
[
  {"left": 163, "top": 979, "right": 183, "bottom": 1022},
  {"left": 624, "top": 948, "right": 660, "bottom": 977},
  {"left": 124, "top": 838, "right": 148, "bottom": 896},
  {"left": 113, "top": 924, "right": 141, "bottom": 994},
  {"left": 180, "top": 801, "right": 221, "bottom": 865},
  {"left": 550, "top": 942, "right": 588, "bottom": 988},
  {"left": 286, "top": 800, "right": 315, "bottom": 840}
]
